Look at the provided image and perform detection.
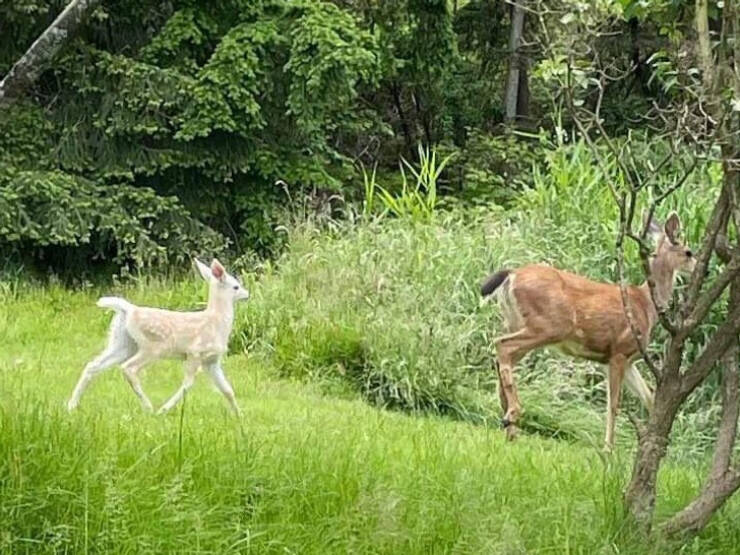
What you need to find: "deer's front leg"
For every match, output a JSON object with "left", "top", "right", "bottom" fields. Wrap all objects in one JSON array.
[{"left": 605, "top": 355, "right": 628, "bottom": 452}]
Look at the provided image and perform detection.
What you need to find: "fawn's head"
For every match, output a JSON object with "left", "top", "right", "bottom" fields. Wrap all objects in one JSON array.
[
  {"left": 647, "top": 211, "right": 696, "bottom": 275},
  {"left": 195, "top": 258, "right": 250, "bottom": 303}
]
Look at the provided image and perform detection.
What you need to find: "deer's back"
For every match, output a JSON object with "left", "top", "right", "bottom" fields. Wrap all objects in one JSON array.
[
  {"left": 510, "top": 265, "right": 651, "bottom": 360},
  {"left": 125, "top": 306, "right": 222, "bottom": 356}
]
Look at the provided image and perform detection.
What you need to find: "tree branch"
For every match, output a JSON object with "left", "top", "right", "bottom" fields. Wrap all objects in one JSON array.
[
  {"left": 682, "top": 255, "right": 740, "bottom": 335},
  {"left": 683, "top": 184, "right": 731, "bottom": 315},
  {"left": 680, "top": 301, "right": 740, "bottom": 397},
  {"left": 0, "top": 0, "right": 101, "bottom": 104}
]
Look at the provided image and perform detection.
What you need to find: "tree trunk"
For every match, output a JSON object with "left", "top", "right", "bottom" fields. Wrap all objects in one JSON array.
[
  {"left": 694, "top": 0, "right": 714, "bottom": 91},
  {"left": 504, "top": 2, "right": 525, "bottom": 124},
  {"left": 516, "top": 56, "right": 530, "bottom": 123},
  {"left": 624, "top": 390, "right": 682, "bottom": 531},
  {"left": 663, "top": 468, "right": 740, "bottom": 537},
  {"left": 0, "top": 0, "right": 100, "bottom": 104},
  {"left": 663, "top": 316, "right": 740, "bottom": 537},
  {"left": 391, "top": 82, "right": 414, "bottom": 158}
]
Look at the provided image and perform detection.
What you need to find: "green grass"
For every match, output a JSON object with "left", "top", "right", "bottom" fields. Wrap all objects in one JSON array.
[
  {"left": 1, "top": 140, "right": 734, "bottom": 553},
  {"left": 2, "top": 281, "right": 740, "bottom": 554}
]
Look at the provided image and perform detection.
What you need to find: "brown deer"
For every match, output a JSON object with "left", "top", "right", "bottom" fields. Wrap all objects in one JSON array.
[{"left": 481, "top": 212, "right": 695, "bottom": 450}]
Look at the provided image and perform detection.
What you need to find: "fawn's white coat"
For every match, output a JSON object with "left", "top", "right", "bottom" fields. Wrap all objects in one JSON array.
[
  {"left": 67, "top": 259, "right": 249, "bottom": 414},
  {"left": 481, "top": 212, "right": 695, "bottom": 450}
]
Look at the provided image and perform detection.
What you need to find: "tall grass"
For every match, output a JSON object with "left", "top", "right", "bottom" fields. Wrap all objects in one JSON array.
[{"left": 240, "top": 139, "right": 723, "bottom": 447}]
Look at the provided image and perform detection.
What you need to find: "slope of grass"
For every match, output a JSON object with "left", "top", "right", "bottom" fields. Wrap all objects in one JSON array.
[{"left": 1, "top": 282, "right": 739, "bottom": 554}]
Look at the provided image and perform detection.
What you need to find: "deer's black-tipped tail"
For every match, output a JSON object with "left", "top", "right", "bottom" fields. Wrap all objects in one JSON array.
[{"left": 480, "top": 270, "right": 510, "bottom": 297}]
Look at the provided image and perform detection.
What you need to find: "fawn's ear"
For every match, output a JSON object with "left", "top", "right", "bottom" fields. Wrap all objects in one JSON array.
[
  {"left": 194, "top": 259, "right": 213, "bottom": 282},
  {"left": 211, "top": 258, "right": 226, "bottom": 281},
  {"left": 664, "top": 211, "right": 681, "bottom": 244}
]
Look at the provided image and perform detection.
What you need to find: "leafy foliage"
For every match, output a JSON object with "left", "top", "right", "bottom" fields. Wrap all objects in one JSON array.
[{"left": 1, "top": 0, "right": 383, "bottom": 270}]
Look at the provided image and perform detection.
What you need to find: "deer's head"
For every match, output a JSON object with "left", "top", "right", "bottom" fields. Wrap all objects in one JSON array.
[
  {"left": 647, "top": 211, "right": 696, "bottom": 275},
  {"left": 195, "top": 258, "right": 250, "bottom": 303}
]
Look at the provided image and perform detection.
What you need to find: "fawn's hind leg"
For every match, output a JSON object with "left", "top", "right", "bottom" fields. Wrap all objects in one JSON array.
[
  {"left": 67, "top": 315, "right": 137, "bottom": 411},
  {"left": 120, "top": 351, "right": 156, "bottom": 411}
]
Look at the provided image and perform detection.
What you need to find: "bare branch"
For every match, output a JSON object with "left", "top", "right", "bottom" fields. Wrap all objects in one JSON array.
[
  {"left": 680, "top": 301, "right": 740, "bottom": 397},
  {"left": 683, "top": 183, "right": 732, "bottom": 315},
  {"left": 683, "top": 256, "right": 740, "bottom": 335},
  {"left": 662, "top": 468, "right": 740, "bottom": 537}
]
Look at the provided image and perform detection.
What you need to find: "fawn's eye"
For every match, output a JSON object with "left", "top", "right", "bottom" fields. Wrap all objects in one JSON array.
[
  {"left": 685, "top": 249, "right": 693, "bottom": 257},
  {"left": 233, "top": 285, "right": 239, "bottom": 290}
]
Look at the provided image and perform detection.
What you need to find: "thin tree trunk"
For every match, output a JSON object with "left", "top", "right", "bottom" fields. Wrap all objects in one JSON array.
[
  {"left": 516, "top": 57, "right": 530, "bottom": 122},
  {"left": 0, "top": 0, "right": 100, "bottom": 104},
  {"left": 504, "top": 2, "right": 525, "bottom": 123},
  {"left": 391, "top": 82, "right": 414, "bottom": 157},
  {"left": 695, "top": 0, "right": 714, "bottom": 91},
  {"left": 624, "top": 385, "right": 683, "bottom": 531}
]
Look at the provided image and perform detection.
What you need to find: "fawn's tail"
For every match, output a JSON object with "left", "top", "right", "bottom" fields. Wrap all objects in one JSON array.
[{"left": 97, "top": 296, "right": 134, "bottom": 313}]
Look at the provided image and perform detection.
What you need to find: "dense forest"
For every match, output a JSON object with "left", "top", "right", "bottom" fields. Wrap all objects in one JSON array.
[
  {"left": 2, "top": 0, "right": 740, "bottom": 548},
  {"left": 2, "top": 0, "right": 731, "bottom": 273}
]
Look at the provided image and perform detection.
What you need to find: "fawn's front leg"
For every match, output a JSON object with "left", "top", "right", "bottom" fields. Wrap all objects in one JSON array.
[
  {"left": 206, "top": 359, "right": 240, "bottom": 415},
  {"left": 158, "top": 357, "right": 200, "bottom": 414}
]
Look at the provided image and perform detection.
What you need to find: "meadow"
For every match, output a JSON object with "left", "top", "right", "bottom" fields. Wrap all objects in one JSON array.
[
  {"left": 2, "top": 144, "right": 738, "bottom": 553},
  {"left": 2, "top": 279, "right": 740, "bottom": 554}
]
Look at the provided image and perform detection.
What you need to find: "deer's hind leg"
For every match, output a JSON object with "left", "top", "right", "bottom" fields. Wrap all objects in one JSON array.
[
  {"left": 68, "top": 314, "right": 138, "bottom": 411},
  {"left": 604, "top": 354, "right": 628, "bottom": 451},
  {"left": 623, "top": 365, "right": 654, "bottom": 413},
  {"left": 495, "top": 328, "right": 558, "bottom": 440}
]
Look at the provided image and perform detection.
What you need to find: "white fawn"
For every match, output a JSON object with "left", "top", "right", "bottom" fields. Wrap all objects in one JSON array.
[
  {"left": 481, "top": 212, "right": 695, "bottom": 450},
  {"left": 67, "top": 259, "right": 249, "bottom": 414}
]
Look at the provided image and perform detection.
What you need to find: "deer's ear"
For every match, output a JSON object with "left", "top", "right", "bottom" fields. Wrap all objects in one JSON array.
[
  {"left": 211, "top": 258, "right": 226, "bottom": 281},
  {"left": 194, "top": 259, "right": 213, "bottom": 282},
  {"left": 664, "top": 211, "right": 681, "bottom": 243}
]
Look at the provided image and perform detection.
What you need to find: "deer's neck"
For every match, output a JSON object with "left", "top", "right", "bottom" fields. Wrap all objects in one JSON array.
[
  {"left": 640, "top": 255, "right": 676, "bottom": 321},
  {"left": 205, "top": 293, "right": 236, "bottom": 336}
]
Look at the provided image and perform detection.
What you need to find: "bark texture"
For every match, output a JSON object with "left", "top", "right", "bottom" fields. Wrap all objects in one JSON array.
[
  {"left": 0, "top": 0, "right": 101, "bottom": 104},
  {"left": 504, "top": 2, "right": 525, "bottom": 123}
]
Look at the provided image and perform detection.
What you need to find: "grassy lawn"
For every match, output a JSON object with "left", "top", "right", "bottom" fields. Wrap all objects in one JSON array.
[{"left": 1, "top": 283, "right": 738, "bottom": 554}]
